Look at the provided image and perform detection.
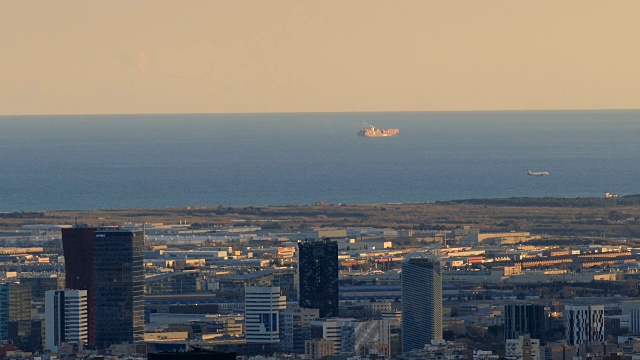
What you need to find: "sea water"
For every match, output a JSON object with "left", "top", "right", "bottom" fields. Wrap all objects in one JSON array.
[{"left": 0, "top": 110, "right": 638, "bottom": 211}]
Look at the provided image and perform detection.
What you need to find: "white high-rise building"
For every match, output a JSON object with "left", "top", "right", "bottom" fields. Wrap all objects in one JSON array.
[
  {"left": 245, "top": 286, "right": 286, "bottom": 343},
  {"left": 45, "top": 289, "right": 88, "bottom": 352},
  {"left": 564, "top": 305, "right": 604, "bottom": 351}
]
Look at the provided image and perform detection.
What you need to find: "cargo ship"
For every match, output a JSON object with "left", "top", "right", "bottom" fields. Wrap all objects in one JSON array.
[{"left": 357, "top": 125, "right": 399, "bottom": 137}]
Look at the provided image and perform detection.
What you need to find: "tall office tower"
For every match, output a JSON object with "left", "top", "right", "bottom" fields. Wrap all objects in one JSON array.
[
  {"left": 0, "top": 285, "right": 8, "bottom": 341},
  {"left": 245, "top": 286, "right": 286, "bottom": 343},
  {"left": 93, "top": 229, "right": 144, "bottom": 348},
  {"left": 45, "top": 289, "right": 88, "bottom": 352},
  {"left": 505, "top": 304, "right": 546, "bottom": 343},
  {"left": 298, "top": 239, "right": 339, "bottom": 318},
  {"left": 62, "top": 226, "right": 98, "bottom": 346},
  {"left": 401, "top": 257, "right": 443, "bottom": 353},
  {"left": 564, "top": 305, "right": 604, "bottom": 352}
]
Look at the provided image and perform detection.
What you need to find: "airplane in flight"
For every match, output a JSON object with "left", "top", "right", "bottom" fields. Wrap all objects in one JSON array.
[{"left": 528, "top": 170, "right": 550, "bottom": 177}]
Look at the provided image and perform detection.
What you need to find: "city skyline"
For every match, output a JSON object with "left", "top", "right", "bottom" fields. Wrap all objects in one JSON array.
[
  {"left": 2, "top": 1, "right": 640, "bottom": 116},
  {"left": 2, "top": 217, "right": 640, "bottom": 357},
  {"left": 2, "top": 1, "right": 640, "bottom": 357}
]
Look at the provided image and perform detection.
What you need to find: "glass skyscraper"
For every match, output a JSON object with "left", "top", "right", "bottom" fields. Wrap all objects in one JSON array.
[
  {"left": 401, "top": 257, "right": 442, "bottom": 353},
  {"left": 298, "top": 239, "right": 339, "bottom": 318},
  {"left": 93, "top": 229, "right": 145, "bottom": 348}
]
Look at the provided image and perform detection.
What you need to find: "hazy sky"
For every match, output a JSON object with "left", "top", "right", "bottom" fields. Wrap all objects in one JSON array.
[{"left": 2, "top": 1, "right": 639, "bottom": 115}]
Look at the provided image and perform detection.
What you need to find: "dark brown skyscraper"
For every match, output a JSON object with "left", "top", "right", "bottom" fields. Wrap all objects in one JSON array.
[{"left": 61, "top": 227, "right": 98, "bottom": 347}]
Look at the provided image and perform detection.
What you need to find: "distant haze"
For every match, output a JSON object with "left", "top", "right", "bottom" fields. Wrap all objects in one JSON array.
[{"left": 2, "top": 1, "right": 640, "bottom": 115}]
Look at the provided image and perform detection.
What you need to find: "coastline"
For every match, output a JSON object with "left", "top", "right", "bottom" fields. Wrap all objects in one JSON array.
[{"left": 2, "top": 196, "right": 639, "bottom": 238}]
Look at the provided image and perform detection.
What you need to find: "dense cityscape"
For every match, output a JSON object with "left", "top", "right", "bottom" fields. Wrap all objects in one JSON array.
[
  {"left": 3, "top": 0, "right": 638, "bottom": 359},
  {"left": 1, "top": 213, "right": 640, "bottom": 360}
]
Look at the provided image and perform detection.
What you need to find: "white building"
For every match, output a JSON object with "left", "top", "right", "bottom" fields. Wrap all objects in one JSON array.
[
  {"left": 45, "top": 289, "right": 88, "bottom": 352},
  {"left": 564, "top": 305, "right": 604, "bottom": 352},
  {"left": 245, "top": 286, "right": 286, "bottom": 343}
]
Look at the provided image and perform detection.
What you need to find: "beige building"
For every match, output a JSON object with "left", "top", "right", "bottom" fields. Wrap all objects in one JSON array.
[
  {"left": 503, "top": 264, "right": 523, "bottom": 276},
  {"left": 593, "top": 272, "right": 623, "bottom": 281},
  {"left": 460, "top": 231, "right": 540, "bottom": 245},
  {"left": 305, "top": 338, "right": 335, "bottom": 360},
  {"left": 144, "top": 332, "right": 189, "bottom": 342},
  {"left": 303, "top": 228, "right": 347, "bottom": 241}
]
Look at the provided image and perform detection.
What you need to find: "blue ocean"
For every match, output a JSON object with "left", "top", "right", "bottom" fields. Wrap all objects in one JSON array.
[{"left": 0, "top": 110, "right": 638, "bottom": 212}]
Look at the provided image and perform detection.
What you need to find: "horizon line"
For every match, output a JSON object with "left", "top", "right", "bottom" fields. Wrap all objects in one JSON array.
[{"left": 1, "top": 107, "right": 640, "bottom": 118}]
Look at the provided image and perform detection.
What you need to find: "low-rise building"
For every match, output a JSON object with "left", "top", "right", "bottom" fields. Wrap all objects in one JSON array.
[
  {"left": 506, "top": 334, "right": 541, "bottom": 360},
  {"left": 305, "top": 338, "right": 335, "bottom": 360}
]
